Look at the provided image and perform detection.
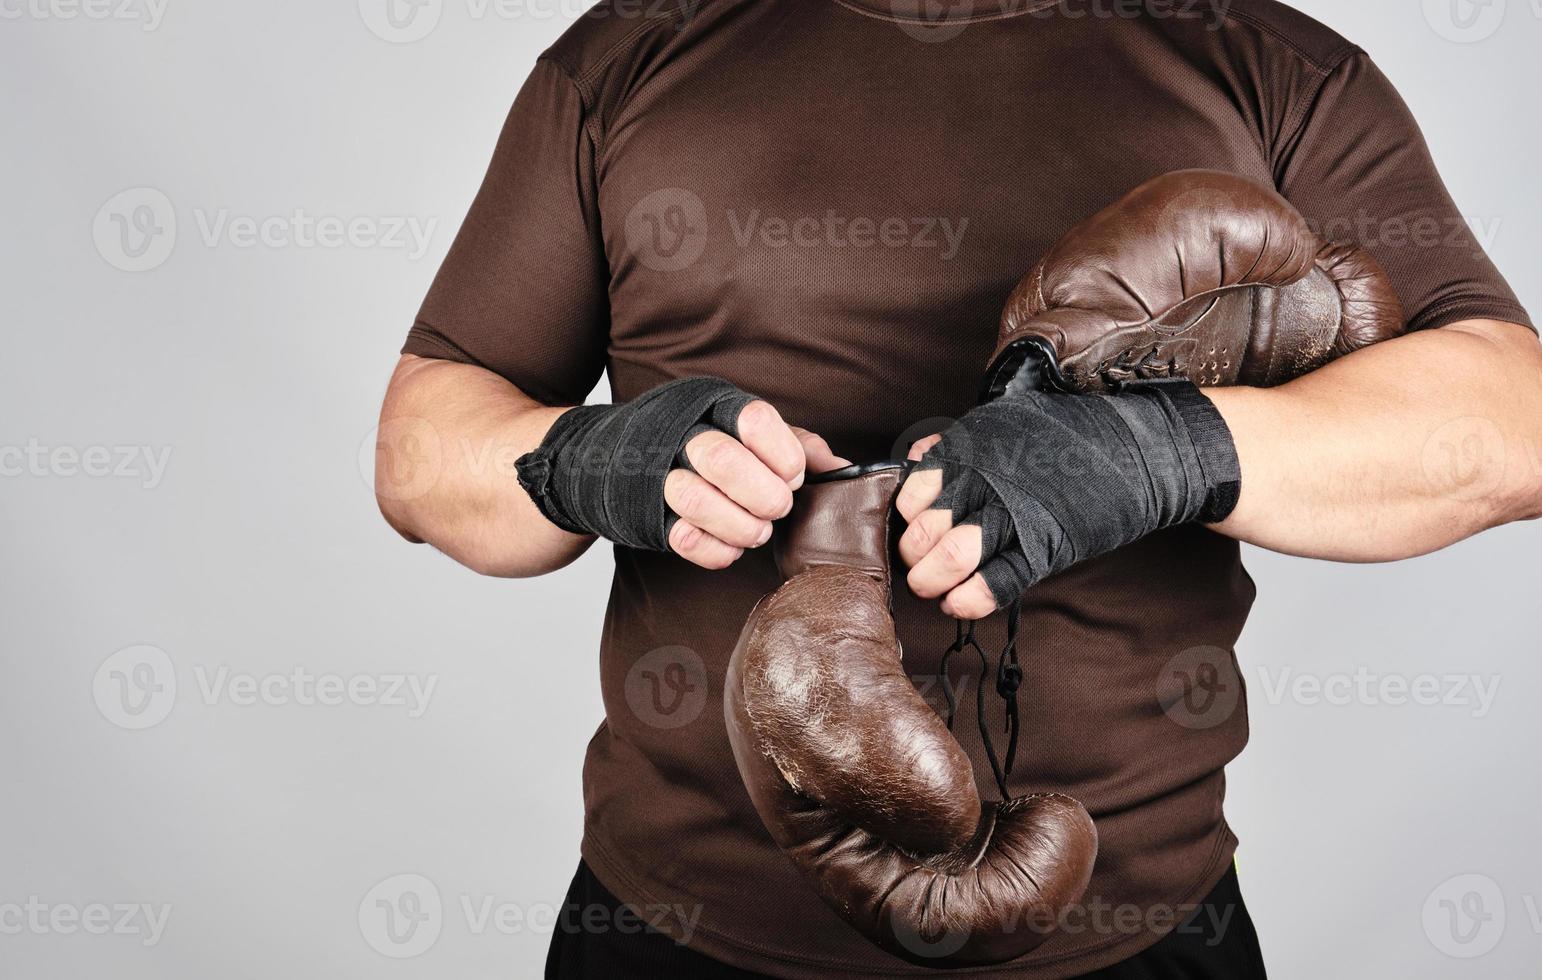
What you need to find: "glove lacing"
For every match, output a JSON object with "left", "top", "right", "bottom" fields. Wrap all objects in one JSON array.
[{"left": 938, "top": 601, "right": 1023, "bottom": 802}]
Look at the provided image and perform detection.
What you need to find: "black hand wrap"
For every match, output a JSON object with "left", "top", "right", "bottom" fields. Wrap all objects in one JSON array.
[
  {"left": 514, "top": 378, "right": 757, "bottom": 551},
  {"left": 917, "top": 379, "right": 1241, "bottom": 608}
]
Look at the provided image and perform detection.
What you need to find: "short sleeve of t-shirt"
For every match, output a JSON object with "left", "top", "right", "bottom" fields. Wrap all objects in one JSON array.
[
  {"left": 1274, "top": 51, "right": 1532, "bottom": 334},
  {"left": 402, "top": 58, "right": 610, "bottom": 405}
]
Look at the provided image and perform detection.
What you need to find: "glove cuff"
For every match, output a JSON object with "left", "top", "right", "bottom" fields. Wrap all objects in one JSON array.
[{"left": 1155, "top": 380, "right": 1242, "bottom": 523}]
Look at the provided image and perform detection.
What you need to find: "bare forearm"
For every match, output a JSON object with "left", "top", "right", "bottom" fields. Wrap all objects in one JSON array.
[
  {"left": 1207, "top": 320, "right": 1542, "bottom": 561},
  {"left": 375, "top": 354, "right": 592, "bottom": 577}
]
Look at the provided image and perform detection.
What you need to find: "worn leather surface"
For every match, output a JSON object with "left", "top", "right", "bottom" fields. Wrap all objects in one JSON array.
[
  {"left": 725, "top": 467, "right": 1098, "bottom": 967},
  {"left": 983, "top": 170, "right": 1406, "bottom": 398}
]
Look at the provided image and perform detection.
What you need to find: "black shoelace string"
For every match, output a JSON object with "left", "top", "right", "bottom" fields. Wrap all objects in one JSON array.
[{"left": 938, "top": 600, "right": 1024, "bottom": 802}]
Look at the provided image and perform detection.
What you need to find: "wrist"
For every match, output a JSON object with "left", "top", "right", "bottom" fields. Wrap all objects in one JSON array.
[
  {"left": 1162, "top": 381, "right": 1242, "bottom": 523},
  {"left": 515, "top": 404, "right": 610, "bottom": 536},
  {"left": 511, "top": 378, "right": 759, "bottom": 551},
  {"left": 1121, "top": 380, "right": 1241, "bottom": 524}
]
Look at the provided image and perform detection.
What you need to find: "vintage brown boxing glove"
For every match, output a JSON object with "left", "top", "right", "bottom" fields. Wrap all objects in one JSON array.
[
  {"left": 934, "top": 169, "right": 1406, "bottom": 610},
  {"left": 982, "top": 169, "right": 1405, "bottom": 399},
  {"left": 724, "top": 464, "right": 1097, "bottom": 968}
]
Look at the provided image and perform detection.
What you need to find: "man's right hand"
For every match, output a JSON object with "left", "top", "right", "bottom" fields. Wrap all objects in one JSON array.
[
  {"left": 516, "top": 377, "right": 848, "bottom": 570},
  {"left": 666, "top": 399, "right": 848, "bottom": 568},
  {"left": 376, "top": 358, "right": 847, "bottom": 577}
]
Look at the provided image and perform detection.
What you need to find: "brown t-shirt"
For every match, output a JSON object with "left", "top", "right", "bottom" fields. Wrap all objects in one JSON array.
[{"left": 403, "top": 1, "right": 1530, "bottom": 975}]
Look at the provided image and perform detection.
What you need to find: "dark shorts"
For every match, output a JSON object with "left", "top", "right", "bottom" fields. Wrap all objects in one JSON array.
[{"left": 544, "top": 860, "right": 1267, "bottom": 980}]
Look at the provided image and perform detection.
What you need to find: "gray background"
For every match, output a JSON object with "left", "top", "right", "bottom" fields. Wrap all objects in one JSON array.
[{"left": 3, "top": 0, "right": 1538, "bottom": 976}]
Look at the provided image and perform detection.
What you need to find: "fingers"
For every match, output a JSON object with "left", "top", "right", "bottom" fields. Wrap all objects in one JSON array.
[
  {"left": 895, "top": 466, "right": 943, "bottom": 522},
  {"left": 905, "top": 523, "right": 983, "bottom": 601},
  {"left": 668, "top": 519, "right": 745, "bottom": 571},
  {"left": 665, "top": 469, "right": 774, "bottom": 550},
  {"left": 907, "top": 433, "right": 942, "bottom": 461},
  {"left": 684, "top": 427, "right": 795, "bottom": 521},
  {"left": 791, "top": 427, "right": 851, "bottom": 475},
  {"left": 940, "top": 574, "right": 999, "bottom": 621},
  {"left": 669, "top": 413, "right": 850, "bottom": 572},
  {"left": 897, "top": 507, "right": 956, "bottom": 568},
  {"left": 903, "top": 495, "right": 1018, "bottom": 616},
  {"left": 733, "top": 400, "right": 807, "bottom": 490}
]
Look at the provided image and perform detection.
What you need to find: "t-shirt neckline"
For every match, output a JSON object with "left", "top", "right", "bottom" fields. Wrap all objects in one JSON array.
[{"left": 831, "top": 0, "right": 1064, "bottom": 25}]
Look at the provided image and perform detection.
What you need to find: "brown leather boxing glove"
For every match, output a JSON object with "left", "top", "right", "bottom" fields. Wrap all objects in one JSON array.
[
  {"left": 724, "top": 464, "right": 1097, "bottom": 967},
  {"left": 982, "top": 169, "right": 1405, "bottom": 399}
]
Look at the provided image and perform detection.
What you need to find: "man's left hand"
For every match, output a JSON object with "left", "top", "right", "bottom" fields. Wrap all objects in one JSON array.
[{"left": 896, "top": 381, "right": 1242, "bottom": 619}]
